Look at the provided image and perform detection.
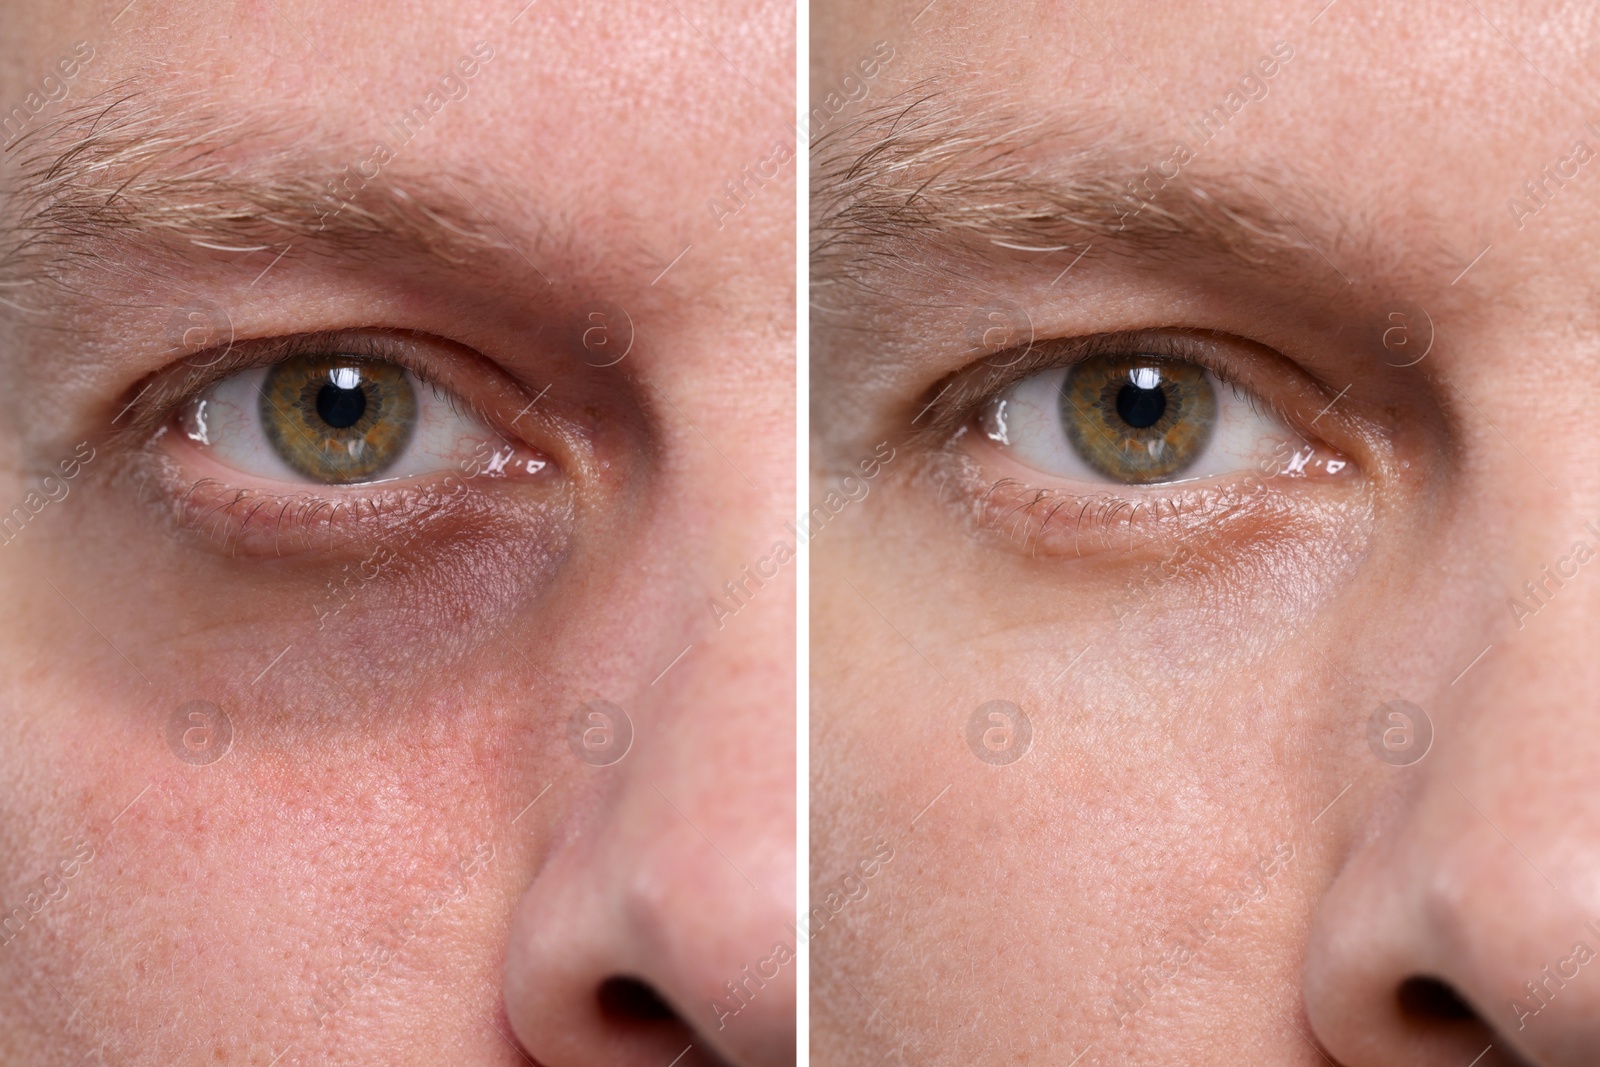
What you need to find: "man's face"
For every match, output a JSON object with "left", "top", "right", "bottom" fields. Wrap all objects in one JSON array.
[
  {"left": 0, "top": 1, "right": 794, "bottom": 1065},
  {"left": 813, "top": 1, "right": 1600, "bottom": 1064}
]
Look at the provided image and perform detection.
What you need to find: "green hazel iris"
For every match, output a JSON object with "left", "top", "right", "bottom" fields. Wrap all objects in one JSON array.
[
  {"left": 1058, "top": 355, "right": 1218, "bottom": 483},
  {"left": 259, "top": 356, "right": 418, "bottom": 483}
]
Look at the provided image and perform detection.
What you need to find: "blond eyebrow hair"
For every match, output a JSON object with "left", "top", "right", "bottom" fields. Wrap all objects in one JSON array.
[
  {"left": 810, "top": 86, "right": 1386, "bottom": 294},
  {"left": 0, "top": 84, "right": 540, "bottom": 306}
]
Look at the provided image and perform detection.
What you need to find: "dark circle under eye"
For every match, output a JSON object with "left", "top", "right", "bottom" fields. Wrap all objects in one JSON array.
[
  {"left": 259, "top": 356, "right": 417, "bottom": 484},
  {"left": 1059, "top": 355, "right": 1217, "bottom": 484}
]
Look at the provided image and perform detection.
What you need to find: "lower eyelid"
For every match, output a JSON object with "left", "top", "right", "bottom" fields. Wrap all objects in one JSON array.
[
  {"left": 140, "top": 444, "right": 571, "bottom": 561},
  {"left": 945, "top": 436, "right": 1361, "bottom": 560}
]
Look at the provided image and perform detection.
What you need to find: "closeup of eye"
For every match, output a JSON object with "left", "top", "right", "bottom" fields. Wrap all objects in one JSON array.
[
  {"left": 171, "top": 350, "right": 547, "bottom": 487},
  {"left": 121, "top": 330, "right": 577, "bottom": 560},
  {"left": 974, "top": 349, "right": 1345, "bottom": 487}
]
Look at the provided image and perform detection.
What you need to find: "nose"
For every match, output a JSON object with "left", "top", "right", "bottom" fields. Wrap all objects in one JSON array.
[
  {"left": 1303, "top": 596, "right": 1600, "bottom": 1066},
  {"left": 501, "top": 587, "right": 795, "bottom": 1067}
]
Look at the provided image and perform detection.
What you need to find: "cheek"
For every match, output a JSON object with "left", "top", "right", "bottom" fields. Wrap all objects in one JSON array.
[
  {"left": 812, "top": 451, "right": 1388, "bottom": 1046},
  {"left": 0, "top": 690, "right": 562, "bottom": 1059}
]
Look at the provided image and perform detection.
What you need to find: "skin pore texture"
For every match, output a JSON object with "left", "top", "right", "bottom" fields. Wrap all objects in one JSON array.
[
  {"left": 812, "top": 1, "right": 1600, "bottom": 1066},
  {"left": 0, "top": 1, "right": 794, "bottom": 1066}
]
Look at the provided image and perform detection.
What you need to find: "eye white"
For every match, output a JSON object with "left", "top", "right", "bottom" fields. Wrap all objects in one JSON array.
[
  {"left": 987, "top": 364, "right": 1307, "bottom": 486},
  {"left": 181, "top": 364, "right": 512, "bottom": 485}
]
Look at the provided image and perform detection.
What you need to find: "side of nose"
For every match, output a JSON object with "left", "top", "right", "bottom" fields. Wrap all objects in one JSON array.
[
  {"left": 1303, "top": 617, "right": 1600, "bottom": 1066},
  {"left": 501, "top": 588, "right": 795, "bottom": 1067}
]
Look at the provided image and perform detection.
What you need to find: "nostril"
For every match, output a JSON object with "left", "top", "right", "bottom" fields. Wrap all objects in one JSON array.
[
  {"left": 592, "top": 976, "right": 742, "bottom": 1067},
  {"left": 597, "top": 976, "right": 679, "bottom": 1023},
  {"left": 1396, "top": 976, "right": 1477, "bottom": 1021}
]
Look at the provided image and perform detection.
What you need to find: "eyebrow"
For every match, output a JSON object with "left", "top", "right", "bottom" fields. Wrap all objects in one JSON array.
[
  {"left": 0, "top": 86, "right": 551, "bottom": 306},
  {"left": 810, "top": 87, "right": 1401, "bottom": 296}
]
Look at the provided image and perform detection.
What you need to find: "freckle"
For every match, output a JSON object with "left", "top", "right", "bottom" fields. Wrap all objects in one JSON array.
[{"left": 212, "top": 1046, "right": 227, "bottom": 1062}]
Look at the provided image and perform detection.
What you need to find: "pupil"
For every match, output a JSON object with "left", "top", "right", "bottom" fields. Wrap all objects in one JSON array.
[
  {"left": 316, "top": 382, "right": 367, "bottom": 428},
  {"left": 1115, "top": 381, "right": 1166, "bottom": 428}
]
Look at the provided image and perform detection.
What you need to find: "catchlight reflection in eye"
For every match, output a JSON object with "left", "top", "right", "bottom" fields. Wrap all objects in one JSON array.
[{"left": 978, "top": 353, "right": 1336, "bottom": 487}]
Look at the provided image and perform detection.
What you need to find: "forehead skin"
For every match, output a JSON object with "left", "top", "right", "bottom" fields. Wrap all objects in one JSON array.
[
  {"left": 0, "top": 1, "right": 793, "bottom": 1066},
  {"left": 812, "top": 1, "right": 1600, "bottom": 1066}
]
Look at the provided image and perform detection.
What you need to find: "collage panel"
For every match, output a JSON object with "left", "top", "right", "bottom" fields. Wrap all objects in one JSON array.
[
  {"left": 0, "top": 0, "right": 795, "bottom": 1064},
  {"left": 810, "top": 1, "right": 1600, "bottom": 1065}
]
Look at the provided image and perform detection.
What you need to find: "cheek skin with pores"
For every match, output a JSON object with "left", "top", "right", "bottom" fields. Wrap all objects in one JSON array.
[
  {"left": 1, "top": 687, "right": 559, "bottom": 1058},
  {"left": 0, "top": 459, "right": 583, "bottom": 1051}
]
